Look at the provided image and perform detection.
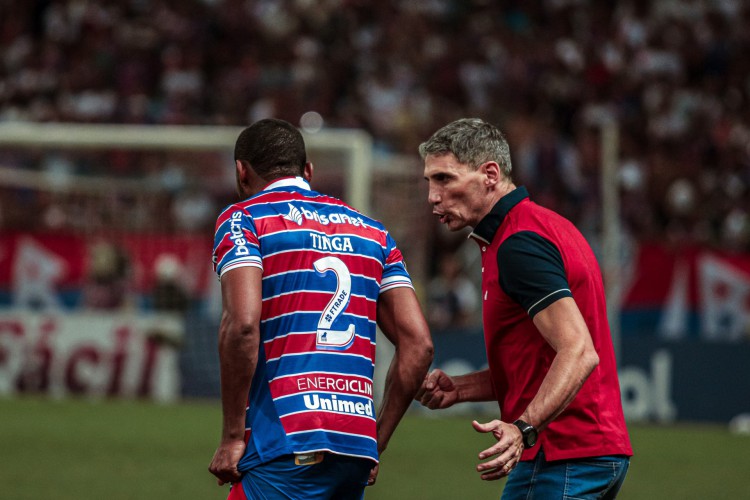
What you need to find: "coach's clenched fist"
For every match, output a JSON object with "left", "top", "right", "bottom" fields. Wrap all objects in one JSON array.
[{"left": 415, "top": 369, "right": 459, "bottom": 409}]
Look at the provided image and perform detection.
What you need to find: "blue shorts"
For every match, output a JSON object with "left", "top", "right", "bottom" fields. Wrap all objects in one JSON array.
[
  {"left": 228, "top": 453, "right": 373, "bottom": 500},
  {"left": 501, "top": 449, "right": 630, "bottom": 500}
]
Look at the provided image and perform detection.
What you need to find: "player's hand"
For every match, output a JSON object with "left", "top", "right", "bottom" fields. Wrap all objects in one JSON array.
[
  {"left": 367, "top": 463, "right": 379, "bottom": 487},
  {"left": 415, "top": 369, "right": 458, "bottom": 409},
  {"left": 208, "top": 439, "right": 246, "bottom": 486},
  {"left": 472, "top": 419, "right": 523, "bottom": 481}
]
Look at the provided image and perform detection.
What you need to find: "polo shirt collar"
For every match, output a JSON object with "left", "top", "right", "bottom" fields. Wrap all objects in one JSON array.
[{"left": 469, "top": 185, "right": 529, "bottom": 244}]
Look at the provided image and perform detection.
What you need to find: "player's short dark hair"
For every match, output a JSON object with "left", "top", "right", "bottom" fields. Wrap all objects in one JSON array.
[{"left": 234, "top": 118, "right": 306, "bottom": 179}]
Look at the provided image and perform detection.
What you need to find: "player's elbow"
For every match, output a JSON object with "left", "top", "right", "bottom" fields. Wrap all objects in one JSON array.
[
  {"left": 423, "top": 338, "right": 435, "bottom": 365},
  {"left": 396, "top": 331, "right": 433, "bottom": 369},
  {"left": 219, "top": 312, "right": 260, "bottom": 344},
  {"left": 414, "top": 335, "right": 434, "bottom": 370},
  {"left": 232, "top": 321, "right": 259, "bottom": 340}
]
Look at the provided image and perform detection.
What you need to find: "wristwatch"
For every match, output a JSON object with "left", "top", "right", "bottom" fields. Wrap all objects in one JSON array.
[{"left": 513, "top": 419, "right": 538, "bottom": 449}]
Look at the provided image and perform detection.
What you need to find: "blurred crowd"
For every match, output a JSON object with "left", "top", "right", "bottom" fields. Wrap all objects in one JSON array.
[
  {"left": 2, "top": 0, "right": 749, "bottom": 243},
  {"left": 1, "top": 0, "right": 750, "bottom": 325}
]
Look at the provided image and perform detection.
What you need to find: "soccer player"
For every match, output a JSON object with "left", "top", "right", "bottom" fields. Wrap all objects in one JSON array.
[
  {"left": 416, "top": 118, "right": 632, "bottom": 498},
  {"left": 208, "top": 118, "right": 433, "bottom": 499}
]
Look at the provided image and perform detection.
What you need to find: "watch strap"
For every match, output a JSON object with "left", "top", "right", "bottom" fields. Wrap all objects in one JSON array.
[{"left": 512, "top": 419, "right": 538, "bottom": 448}]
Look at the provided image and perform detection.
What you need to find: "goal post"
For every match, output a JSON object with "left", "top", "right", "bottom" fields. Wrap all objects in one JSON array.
[{"left": 598, "top": 117, "right": 622, "bottom": 366}]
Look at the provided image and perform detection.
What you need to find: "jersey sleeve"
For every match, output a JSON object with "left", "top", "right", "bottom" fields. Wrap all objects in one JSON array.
[
  {"left": 379, "top": 232, "right": 413, "bottom": 293},
  {"left": 497, "top": 230, "right": 572, "bottom": 317},
  {"left": 212, "top": 205, "right": 263, "bottom": 279}
]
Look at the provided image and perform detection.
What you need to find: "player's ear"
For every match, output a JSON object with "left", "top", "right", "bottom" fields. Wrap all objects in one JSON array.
[
  {"left": 303, "top": 161, "right": 314, "bottom": 183},
  {"left": 236, "top": 159, "right": 249, "bottom": 186},
  {"left": 236, "top": 159, "right": 260, "bottom": 197}
]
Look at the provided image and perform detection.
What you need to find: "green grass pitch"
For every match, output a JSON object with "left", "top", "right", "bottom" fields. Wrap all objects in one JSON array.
[{"left": 1, "top": 397, "right": 748, "bottom": 499}]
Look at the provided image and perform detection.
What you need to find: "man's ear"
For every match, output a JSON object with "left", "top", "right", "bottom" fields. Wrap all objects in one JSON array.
[
  {"left": 236, "top": 159, "right": 249, "bottom": 190},
  {"left": 481, "top": 161, "right": 501, "bottom": 187},
  {"left": 236, "top": 159, "right": 262, "bottom": 197},
  {"left": 303, "top": 161, "right": 314, "bottom": 183}
]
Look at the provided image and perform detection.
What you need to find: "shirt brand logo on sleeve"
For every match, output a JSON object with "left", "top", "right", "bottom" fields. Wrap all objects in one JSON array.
[{"left": 229, "top": 211, "right": 249, "bottom": 256}]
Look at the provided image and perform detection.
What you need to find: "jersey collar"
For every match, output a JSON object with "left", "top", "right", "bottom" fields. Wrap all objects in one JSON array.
[
  {"left": 263, "top": 176, "right": 311, "bottom": 191},
  {"left": 469, "top": 186, "right": 529, "bottom": 245}
]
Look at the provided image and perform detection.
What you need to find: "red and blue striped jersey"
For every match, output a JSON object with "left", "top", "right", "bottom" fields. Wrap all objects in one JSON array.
[{"left": 212, "top": 176, "right": 413, "bottom": 468}]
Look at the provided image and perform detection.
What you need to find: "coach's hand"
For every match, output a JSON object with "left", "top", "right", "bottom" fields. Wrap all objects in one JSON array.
[
  {"left": 415, "top": 369, "right": 458, "bottom": 409},
  {"left": 209, "top": 439, "right": 245, "bottom": 486},
  {"left": 472, "top": 419, "right": 524, "bottom": 481}
]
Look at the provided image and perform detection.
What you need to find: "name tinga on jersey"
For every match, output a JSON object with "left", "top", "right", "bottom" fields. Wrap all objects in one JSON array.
[
  {"left": 310, "top": 233, "right": 354, "bottom": 253},
  {"left": 230, "top": 211, "right": 250, "bottom": 256},
  {"left": 303, "top": 394, "right": 374, "bottom": 417}
]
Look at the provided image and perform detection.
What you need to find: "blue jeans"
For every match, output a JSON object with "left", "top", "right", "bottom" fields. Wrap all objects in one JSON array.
[{"left": 502, "top": 450, "right": 630, "bottom": 500}]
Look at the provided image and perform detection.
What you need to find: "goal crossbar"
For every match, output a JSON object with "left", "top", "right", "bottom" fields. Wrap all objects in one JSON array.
[{"left": 0, "top": 122, "right": 373, "bottom": 212}]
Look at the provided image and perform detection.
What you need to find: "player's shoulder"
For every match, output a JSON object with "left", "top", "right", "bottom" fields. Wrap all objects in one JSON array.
[{"left": 215, "top": 201, "right": 248, "bottom": 227}]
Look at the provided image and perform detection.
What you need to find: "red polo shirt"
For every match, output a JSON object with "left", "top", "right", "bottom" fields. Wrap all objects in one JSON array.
[{"left": 469, "top": 186, "right": 632, "bottom": 461}]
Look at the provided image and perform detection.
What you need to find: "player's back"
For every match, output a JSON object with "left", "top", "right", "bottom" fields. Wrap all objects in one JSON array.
[
  {"left": 212, "top": 176, "right": 411, "bottom": 468},
  {"left": 238, "top": 180, "right": 391, "bottom": 349}
]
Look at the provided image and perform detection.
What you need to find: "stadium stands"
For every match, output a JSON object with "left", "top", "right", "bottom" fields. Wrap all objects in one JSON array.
[{"left": 0, "top": 1, "right": 747, "bottom": 250}]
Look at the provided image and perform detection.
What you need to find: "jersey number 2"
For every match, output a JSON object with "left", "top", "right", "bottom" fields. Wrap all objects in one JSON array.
[{"left": 313, "top": 256, "right": 356, "bottom": 350}]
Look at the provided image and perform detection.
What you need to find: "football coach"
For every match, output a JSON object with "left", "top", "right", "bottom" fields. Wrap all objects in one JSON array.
[{"left": 416, "top": 118, "right": 632, "bottom": 499}]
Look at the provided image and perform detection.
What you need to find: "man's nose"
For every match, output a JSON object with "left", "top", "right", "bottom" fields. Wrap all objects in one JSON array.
[{"left": 427, "top": 187, "right": 440, "bottom": 205}]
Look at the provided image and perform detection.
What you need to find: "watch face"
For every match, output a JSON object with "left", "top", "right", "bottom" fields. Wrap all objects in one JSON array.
[
  {"left": 514, "top": 420, "right": 538, "bottom": 448},
  {"left": 526, "top": 429, "right": 538, "bottom": 448}
]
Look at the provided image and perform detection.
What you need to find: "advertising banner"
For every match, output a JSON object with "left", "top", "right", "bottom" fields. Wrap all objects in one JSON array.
[
  {"left": 0, "top": 231, "right": 213, "bottom": 309},
  {"left": 622, "top": 243, "right": 750, "bottom": 340},
  {"left": 0, "top": 311, "right": 182, "bottom": 402}
]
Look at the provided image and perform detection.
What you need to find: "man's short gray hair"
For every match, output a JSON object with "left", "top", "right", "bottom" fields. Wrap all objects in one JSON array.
[{"left": 418, "top": 118, "right": 513, "bottom": 177}]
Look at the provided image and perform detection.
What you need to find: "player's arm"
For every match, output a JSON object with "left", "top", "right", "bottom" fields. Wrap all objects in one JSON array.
[
  {"left": 375, "top": 286, "right": 434, "bottom": 455},
  {"left": 518, "top": 296, "right": 599, "bottom": 430},
  {"left": 208, "top": 266, "right": 263, "bottom": 486}
]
